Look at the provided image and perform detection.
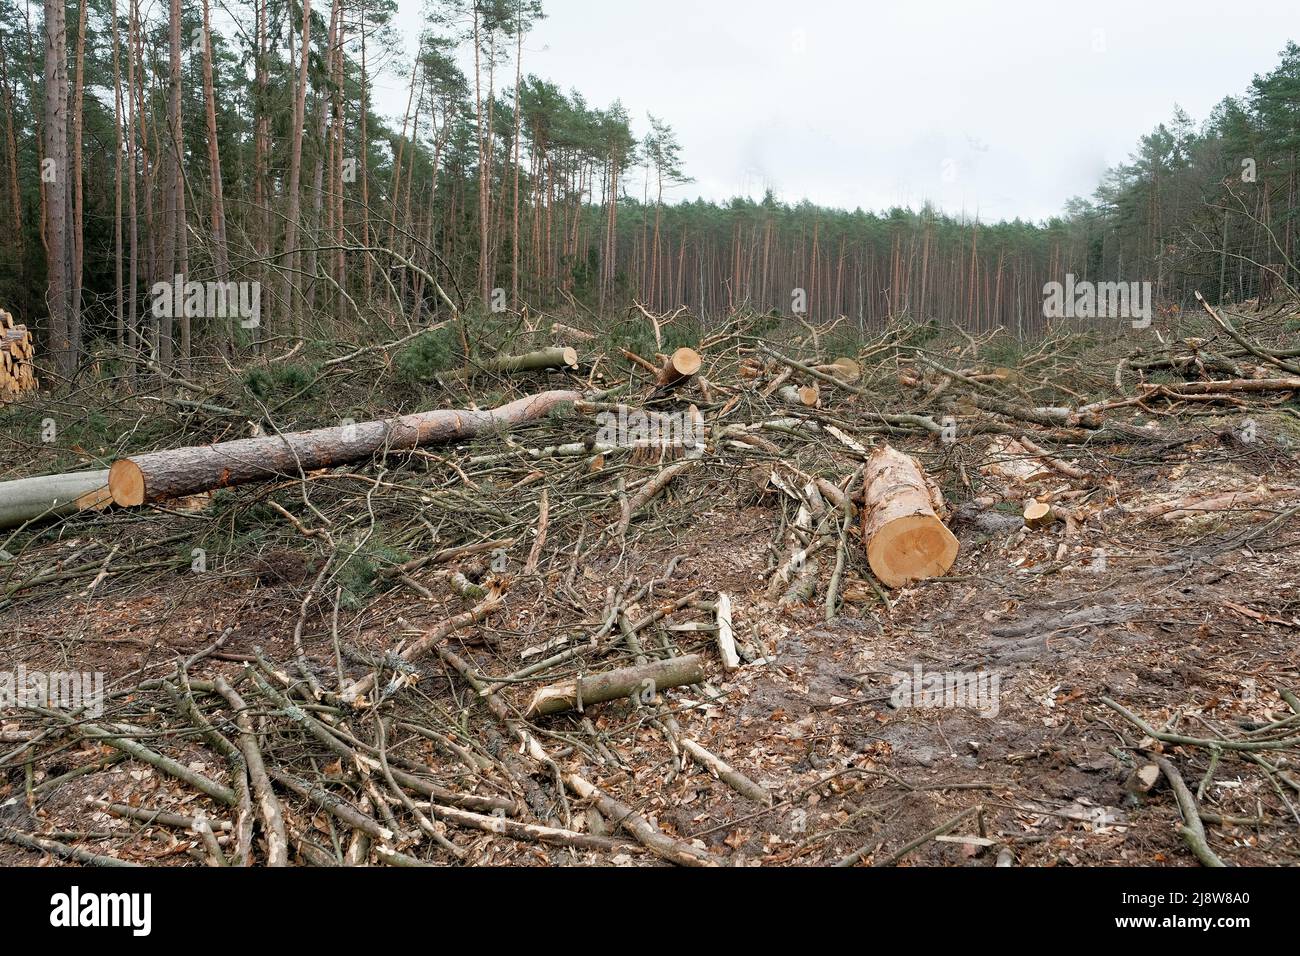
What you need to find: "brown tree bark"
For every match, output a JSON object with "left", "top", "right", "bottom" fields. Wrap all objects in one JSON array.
[
  {"left": 42, "top": 0, "right": 70, "bottom": 375},
  {"left": 526, "top": 655, "right": 705, "bottom": 717},
  {"left": 125, "top": 0, "right": 140, "bottom": 357},
  {"left": 108, "top": 389, "right": 581, "bottom": 506},
  {"left": 69, "top": 0, "right": 86, "bottom": 360},
  {"left": 201, "top": 0, "right": 229, "bottom": 287},
  {"left": 358, "top": 0, "right": 372, "bottom": 296},
  {"left": 110, "top": 0, "right": 124, "bottom": 348},
  {"left": 0, "top": 43, "right": 23, "bottom": 251},
  {"left": 281, "top": 0, "right": 312, "bottom": 338}
]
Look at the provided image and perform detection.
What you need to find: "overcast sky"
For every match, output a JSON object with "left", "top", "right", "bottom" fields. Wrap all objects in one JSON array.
[{"left": 374, "top": 0, "right": 1296, "bottom": 224}]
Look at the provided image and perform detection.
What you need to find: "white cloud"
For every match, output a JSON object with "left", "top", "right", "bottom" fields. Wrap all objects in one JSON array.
[{"left": 375, "top": 0, "right": 1296, "bottom": 222}]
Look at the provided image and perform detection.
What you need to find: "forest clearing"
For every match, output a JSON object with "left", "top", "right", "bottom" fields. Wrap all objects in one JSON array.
[
  {"left": 0, "top": 0, "right": 1297, "bottom": 892},
  {"left": 2, "top": 299, "right": 1299, "bottom": 870}
]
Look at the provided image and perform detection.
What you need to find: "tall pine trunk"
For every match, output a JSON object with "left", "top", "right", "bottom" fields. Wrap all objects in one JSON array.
[
  {"left": 281, "top": 0, "right": 312, "bottom": 339},
  {"left": 42, "top": 0, "right": 71, "bottom": 375}
]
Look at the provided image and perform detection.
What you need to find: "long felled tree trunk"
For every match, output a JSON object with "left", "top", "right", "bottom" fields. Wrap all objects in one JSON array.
[
  {"left": 108, "top": 390, "right": 581, "bottom": 506},
  {"left": 0, "top": 470, "right": 111, "bottom": 529}
]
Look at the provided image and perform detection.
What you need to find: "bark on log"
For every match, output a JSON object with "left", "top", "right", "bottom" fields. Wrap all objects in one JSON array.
[
  {"left": 108, "top": 390, "right": 580, "bottom": 506},
  {"left": 0, "top": 469, "right": 112, "bottom": 529},
  {"left": 1141, "top": 484, "right": 1293, "bottom": 521},
  {"left": 655, "top": 347, "right": 702, "bottom": 388},
  {"left": 454, "top": 346, "right": 579, "bottom": 379},
  {"left": 860, "top": 444, "right": 959, "bottom": 588},
  {"left": 1140, "top": 377, "right": 1300, "bottom": 395},
  {"left": 777, "top": 383, "right": 820, "bottom": 407},
  {"left": 526, "top": 654, "right": 705, "bottom": 717}
]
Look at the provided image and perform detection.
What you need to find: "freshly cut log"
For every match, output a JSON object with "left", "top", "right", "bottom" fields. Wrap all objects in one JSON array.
[
  {"left": 655, "top": 347, "right": 702, "bottom": 388},
  {"left": 777, "top": 383, "right": 820, "bottom": 407},
  {"left": 0, "top": 470, "right": 112, "bottom": 529},
  {"left": 455, "top": 346, "right": 579, "bottom": 379},
  {"left": 860, "top": 444, "right": 959, "bottom": 588},
  {"left": 526, "top": 654, "right": 705, "bottom": 717},
  {"left": 108, "top": 390, "right": 581, "bottom": 507}
]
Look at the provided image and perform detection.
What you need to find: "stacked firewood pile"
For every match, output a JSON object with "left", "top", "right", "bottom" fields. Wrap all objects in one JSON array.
[{"left": 0, "top": 308, "right": 36, "bottom": 401}]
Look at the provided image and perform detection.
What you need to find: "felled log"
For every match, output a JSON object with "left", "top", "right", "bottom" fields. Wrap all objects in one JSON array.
[
  {"left": 0, "top": 469, "right": 112, "bottom": 529},
  {"left": 1140, "top": 377, "right": 1300, "bottom": 396},
  {"left": 108, "top": 390, "right": 580, "bottom": 506},
  {"left": 453, "top": 346, "right": 579, "bottom": 379},
  {"left": 655, "top": 347, "right": 702, "bottom": 388},
  {"left": 526, "top": 654, "right": 705, "bottom": 717},
  {"left": 777, "top": 383, "right": 820, "bottom": 407},
  {"left": 860, "top": 444, "right": 959, "bottom": 587},
  {"left": 1194, "top": 291, "right": 1300, "bottom": 376}
]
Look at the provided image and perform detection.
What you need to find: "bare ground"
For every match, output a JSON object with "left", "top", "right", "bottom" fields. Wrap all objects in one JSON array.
[{"left": 3, "top": 417, "right": 1298, "bottom": 867}]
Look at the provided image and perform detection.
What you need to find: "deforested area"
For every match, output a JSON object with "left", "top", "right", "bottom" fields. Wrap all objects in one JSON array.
[{"left": 0, "top": 0, "right": 1298, "bottom": 876}]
